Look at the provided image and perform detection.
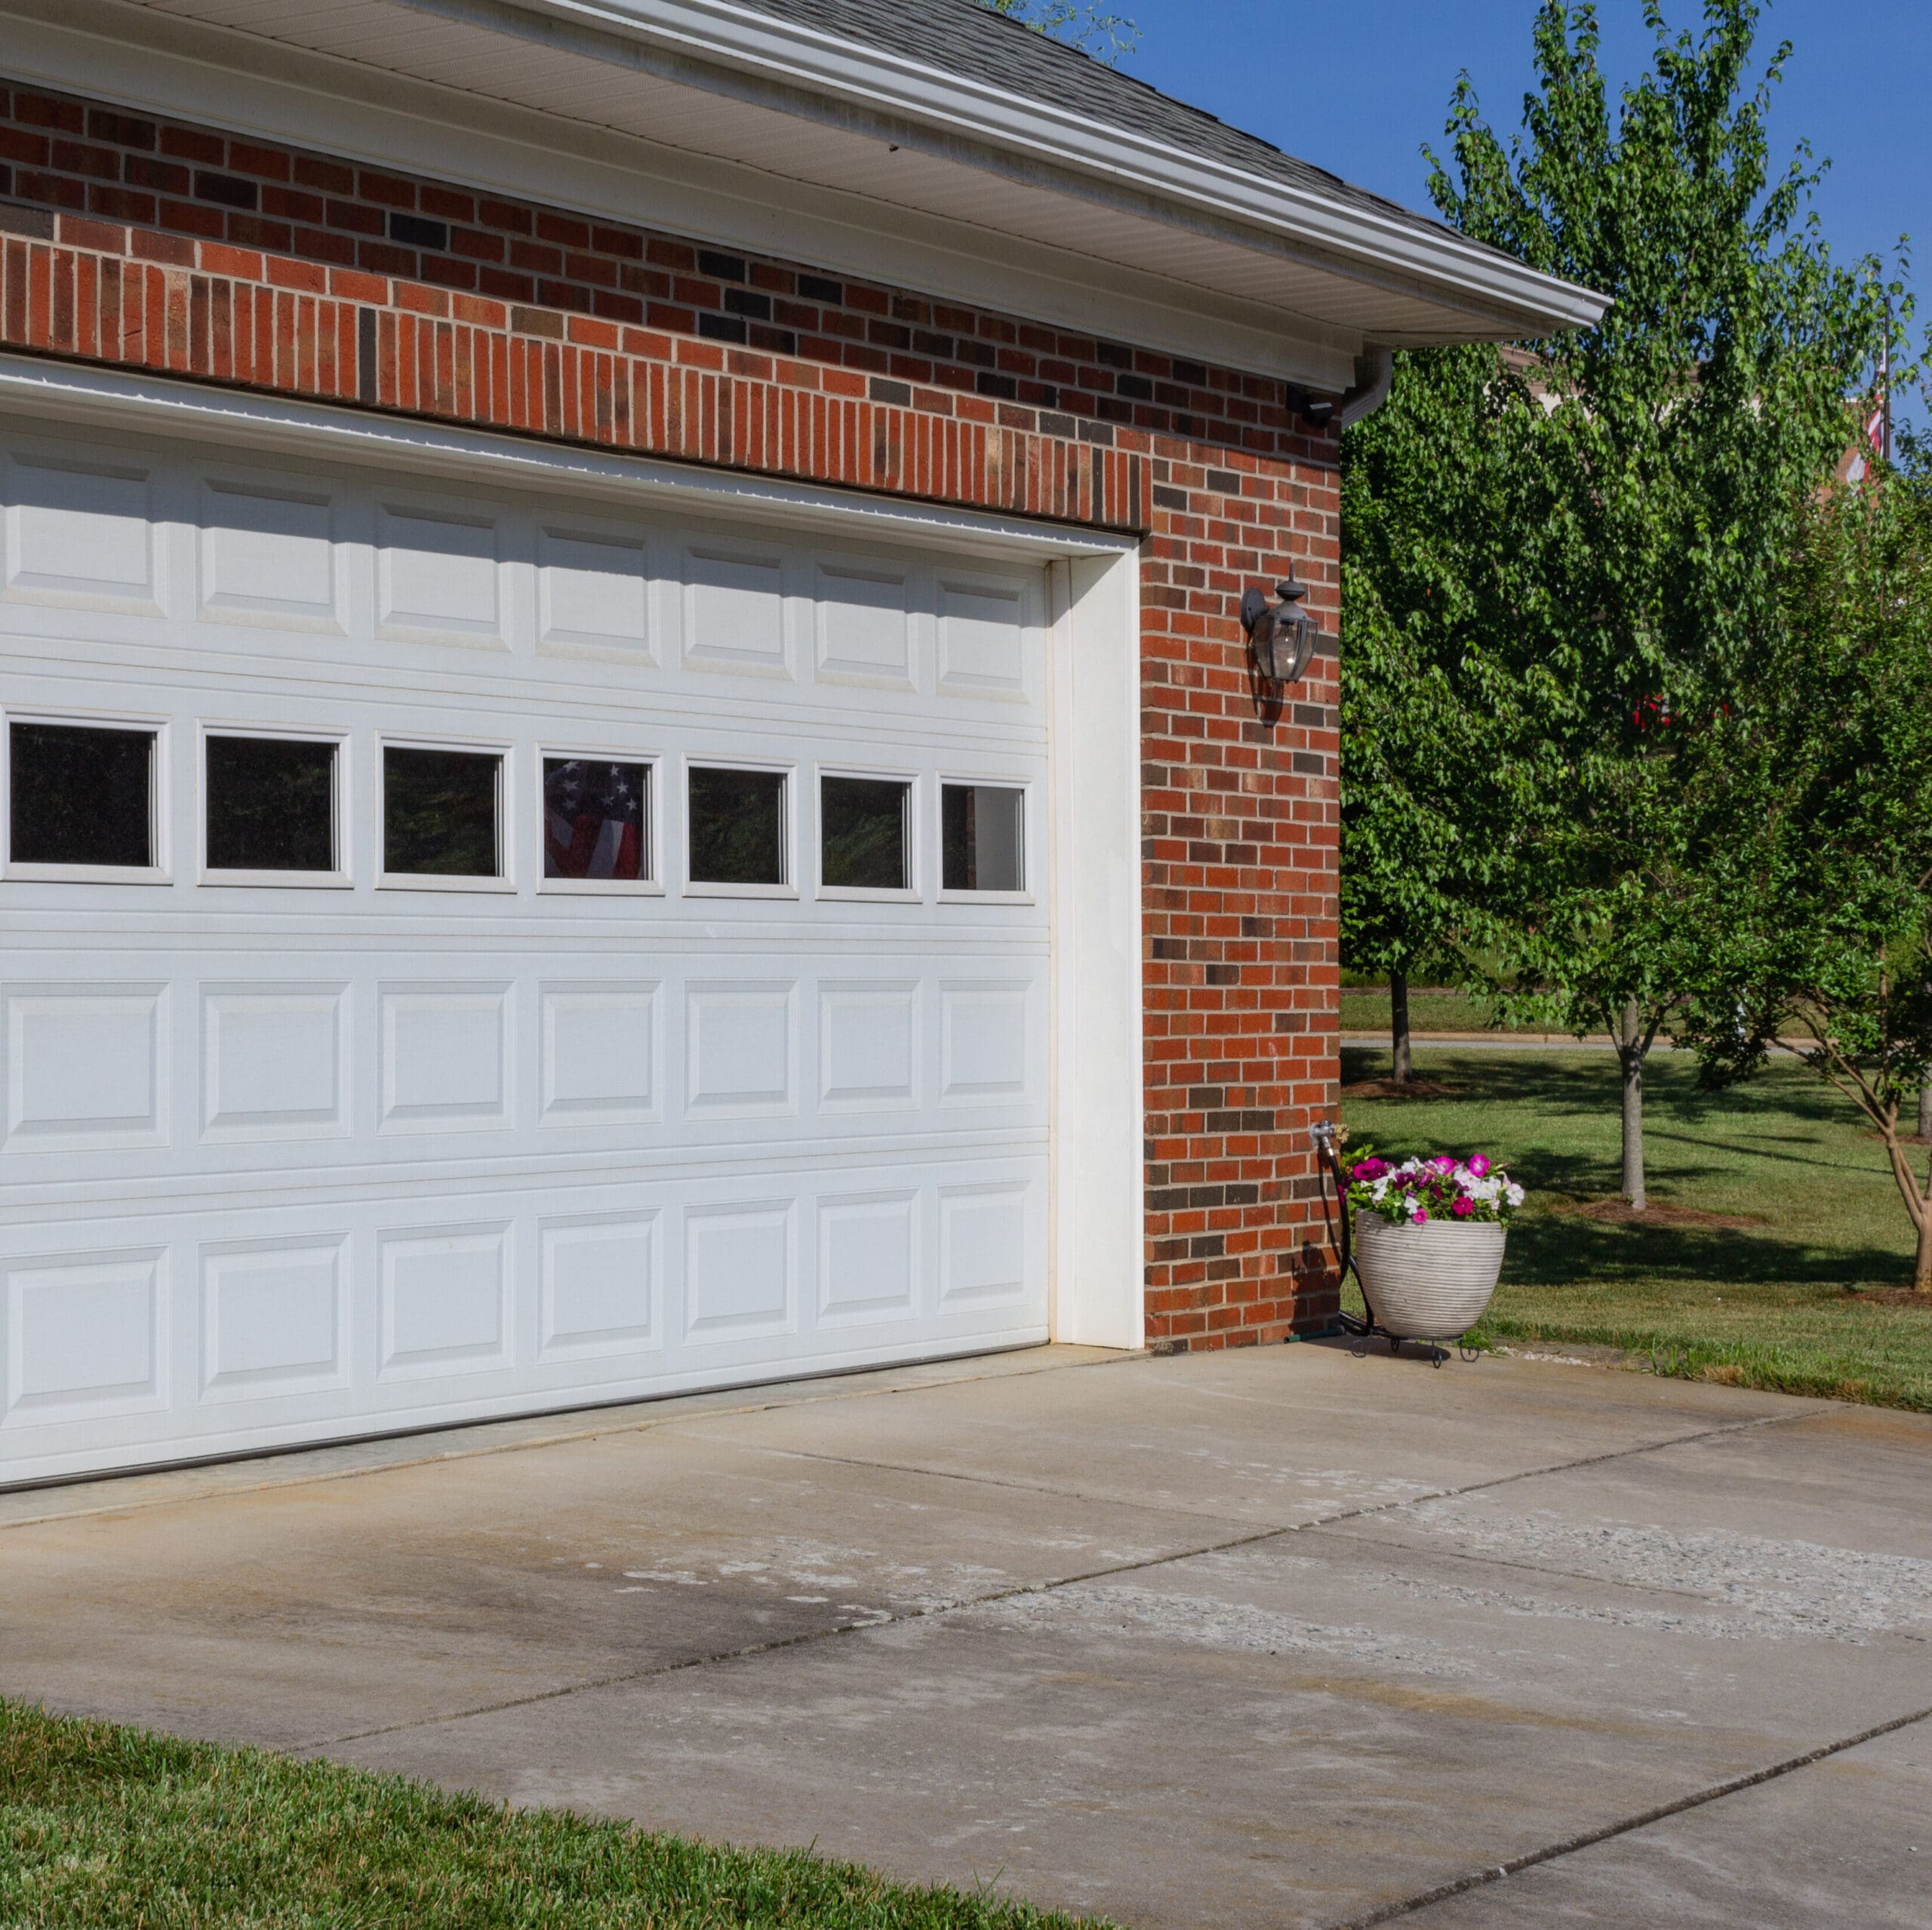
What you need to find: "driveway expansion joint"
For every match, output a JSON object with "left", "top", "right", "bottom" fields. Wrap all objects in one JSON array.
[
  {"left": 298, "top": 1406, "right": 1810, "bottom": 1759},
  {"left": 1324, "top": 1700, "right": 1932, "bottom": 1928}
]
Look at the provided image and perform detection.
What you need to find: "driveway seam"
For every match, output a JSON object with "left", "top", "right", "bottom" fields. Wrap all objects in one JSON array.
[
  {"left": 0, "top": 1347, "right": 1146, "bottom": 1532},
  {"left": 681, "top": 1403, "right": 1807, "bottom": 1529},
  {"left": 296, "top": 1407, "right": 1807, "bottom": 1758},
  {"left": 1327, "top": 1700, "right": 1932, "bottom": 1928}
]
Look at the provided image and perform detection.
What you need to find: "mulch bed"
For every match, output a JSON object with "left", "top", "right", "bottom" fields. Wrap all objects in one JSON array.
[
  {"left": 1850, "top": 1288, "right": 1932, "bottom": 1310},
  {"left": 1562, "top": 1197, "right": 1764, "bottom": 1231},
  {"left": 1341, "top": 1077, "right": 1459, "bottom": 1099}
]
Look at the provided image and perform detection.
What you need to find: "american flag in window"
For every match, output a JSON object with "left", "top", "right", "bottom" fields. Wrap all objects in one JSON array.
[{"left": 544, "top": 758, "right": 648, "bottom": 880}]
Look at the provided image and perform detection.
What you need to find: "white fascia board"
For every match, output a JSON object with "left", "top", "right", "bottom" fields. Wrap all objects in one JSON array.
[
  {"left": 460, "top": 0, "right": 1610, "bottom": 339},
  {"left": 0, "top": 354, "right": 1136, "bottom": 562},
  {"left": 21, "top": 0, "right": 1362, "bottom": 389}
]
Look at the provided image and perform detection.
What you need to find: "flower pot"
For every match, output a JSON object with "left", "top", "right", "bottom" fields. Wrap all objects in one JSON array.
[{"left": 1354, "top": 1212, "right": 1506, "bottom": 1339}]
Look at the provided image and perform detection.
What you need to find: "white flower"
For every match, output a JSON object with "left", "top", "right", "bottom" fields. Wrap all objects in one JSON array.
[{"left": 1506, "top": 1183, "right": 1525, "bottom": 1206}]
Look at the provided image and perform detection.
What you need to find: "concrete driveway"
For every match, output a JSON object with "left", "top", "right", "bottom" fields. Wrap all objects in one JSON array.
[{"left": 3, "top": 1343, "right": 1929, "bottom": 1928}]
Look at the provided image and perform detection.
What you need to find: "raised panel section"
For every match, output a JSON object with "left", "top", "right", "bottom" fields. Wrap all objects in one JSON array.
[
  {"left": 938, "top": 1183, "right": 1031, "bottom": 1308},
  {"left": 379, "top": 1223, "right": 510, "bottom": 1379},
  {"left": 685, "top": 982, "right": 794, "bottom": 1117},
  {"left": 540, "top": 1212, "right": 658, "bottom": 1357},
  {"left": 814, "top": 563, "right": 913, "bottom": 688},
  {"left": 201, "top": 1237, "right": 346, "bottom": 1400},
  {"left": 683, "top": 546, "right": 787, "bottom": 676},
  {"left": 819, "top": 982, "right": 918, "bottom": 1110},
  {"left": 198, "top": 479, "right": 340, "bottom": 629},
  {"left": 540, "top": 982, "right": 658, "bottom": 1124},
  {"left": 202, "top": 985, "right": 347, "bottom": 1141},
  {"left": 380, "top": 984, "right": 511, "bottom": 1132},
  {"left": 685, "top": 1200, "right": 792, "bottom": 1341},
  {"left": 818, "top": 1191, "right": 918, "bottom": 1326},
  {"left": 940, "top": 982, "right": 1032, "bottom": 1104},
  {"left": 3, "top": 452, "right": 159, "bottom": 613},
  {"left": 377, "top": 505, "right": 503, "bottom": 645},
  {"left": 538, "top": 525, "right": 651, "bottom": 656},
  {"left": 937, "top": 577, "right": 1027, "bottom": 699},
  {"left": 5, "top": 986, "right": 166, "bottom": 1150},
  {"left": 4, "top": 1248, "right": 164, "bottom": 1420}
]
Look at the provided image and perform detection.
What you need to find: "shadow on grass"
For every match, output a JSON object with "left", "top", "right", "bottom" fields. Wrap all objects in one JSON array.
[
  {"left": 1341, "top": 1046, "right": 1858, "bottom": 1133},
  {"left": 1503, "top": 1215, "right": 1909, "bottom": 1291},
  {"left": 1340, "top": 1044, "right": 1913, "bottom": 1291}
]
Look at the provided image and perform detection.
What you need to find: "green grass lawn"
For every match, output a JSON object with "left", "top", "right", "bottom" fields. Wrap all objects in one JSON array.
[
  {"left": 0, "top": 1701, "right": 1109, "bottom": 1930},
  {"left": 1340, "top": 1046, "right": 1932, "bottom": 1411},
  {"left": 1339, "top": 987, "right": 1561, "bottom": 1036}
]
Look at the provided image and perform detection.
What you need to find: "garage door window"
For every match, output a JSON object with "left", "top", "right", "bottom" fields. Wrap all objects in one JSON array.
[
  {"left": 941, "top": 782, "right": 1025, "bottom": 894},
  {"left": 8, "top": 719, "right": 161, "bottom": 877},
  {"left": 383, "top": 745, "right": 503, "bottom": 881},
  {"left": 820, "top": 774, "right": 912, "bottom": 894},
  {"left": 543, "top": 757, "right": 651, "bottom": 885},
  {"left": 688, "top": 764, "right": 786, "bottom": 890},
  {"left": 205, "top": 733, "right": 339, "bottom": 878}
]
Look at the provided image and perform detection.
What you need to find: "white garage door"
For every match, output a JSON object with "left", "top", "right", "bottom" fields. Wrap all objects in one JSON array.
[{"left": 0, "top": 414, "right": 1051, "bottom": 1486}]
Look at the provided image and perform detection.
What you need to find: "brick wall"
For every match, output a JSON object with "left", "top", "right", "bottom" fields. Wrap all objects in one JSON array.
[{"left": 0, "top": 79, "right": 1343, "bottom": 1348}]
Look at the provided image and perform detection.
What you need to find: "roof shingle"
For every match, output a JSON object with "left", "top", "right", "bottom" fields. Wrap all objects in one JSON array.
[{"left": 725, "top": 0, "right": 1464, "bottom": 247}]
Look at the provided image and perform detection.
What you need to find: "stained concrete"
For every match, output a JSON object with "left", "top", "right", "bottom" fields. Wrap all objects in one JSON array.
[{"left": 3, "top": 1342, "right": 1929, "bottom": 1927}]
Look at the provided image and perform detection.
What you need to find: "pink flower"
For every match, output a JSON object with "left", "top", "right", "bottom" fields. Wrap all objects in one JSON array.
[
  {"left": 1410, "top": 1206, "right": 1428, "bottom": 1225},
  {"left": 1432, "top": 1155, "right": 1455, "bottom": 1174},
  {"left": 1467, "top": 1154, "right": 1491, "bottom": 1178},
  {"left": 1451, "top": 1196, "right": 1474, "bottom": 1219},
  {"left": 1352, "top": 1157, "right": 1388, "bottom": 1182}
]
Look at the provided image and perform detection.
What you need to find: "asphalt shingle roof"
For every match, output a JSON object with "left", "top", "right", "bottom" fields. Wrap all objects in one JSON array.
[{"left": 725, "top": 0, "right": 1464, "bottom": 247}]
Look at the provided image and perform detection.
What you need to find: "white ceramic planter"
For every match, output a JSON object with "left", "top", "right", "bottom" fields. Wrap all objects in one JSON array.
[{"left": 1354, "top": 1213, "right": 1506, "bottom": 1338}]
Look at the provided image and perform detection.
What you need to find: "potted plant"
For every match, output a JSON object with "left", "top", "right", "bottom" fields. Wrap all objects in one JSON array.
[{"left": 1345, "top": 1152, "right": 1525, "bottom": 1339}]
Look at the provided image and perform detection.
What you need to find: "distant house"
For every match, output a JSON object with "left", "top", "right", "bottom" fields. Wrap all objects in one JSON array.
[{"left": 0, "top": 0, "right": 1598, "bottom": 1483}]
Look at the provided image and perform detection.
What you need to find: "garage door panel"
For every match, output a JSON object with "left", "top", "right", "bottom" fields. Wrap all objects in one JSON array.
[
  {"left": 201, "top": 983, "right": 350, "bottom": 1142},
  {"left": 538, "top": 981, "right": 662, "bottom": 1125},
  {"left": 2, "top": 445, "right": 165, "bottom": 617},
  {"left": 812, "top": 558, "right": 917, "bottom": 691},
  {"left": 537, "top": 1208, "right": 662, "bottom": 1364},
  {"left": 0, "top": 969, "right": 1050, "bottom": 1185},
  {"left": 198, "top": 1232, "right": 351, "bottom": 1404},
  {"left": 198, "top": 476, "right": 346, "bottom": 634},
  {"left": 0, "top": 1153, "right": 1049, "bottom": 1481},
  {"left": 0, "top": 416, "right": 1051, "bottom": 1485},
  {"left": 0, "top": 423, "right": 1049, "bottom": 729},
  {"left": 5, "top": 982, "right": 171, "bottom": 1152},
  {"left": 536, "top": 522, "right": 655, "bottom": 661}
]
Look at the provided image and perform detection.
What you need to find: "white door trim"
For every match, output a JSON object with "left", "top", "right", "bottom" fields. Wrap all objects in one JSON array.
[
  {"left": 0, "top": 357, "right": 1133, "bottom": 565},
  {"left": 0, "top": 356, "right": 1146, "bottom": 1361}
]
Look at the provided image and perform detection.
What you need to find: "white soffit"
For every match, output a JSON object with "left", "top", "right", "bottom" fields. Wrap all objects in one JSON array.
[{"left": 69, "top": 0, "right": 1602, "bottom": 373}]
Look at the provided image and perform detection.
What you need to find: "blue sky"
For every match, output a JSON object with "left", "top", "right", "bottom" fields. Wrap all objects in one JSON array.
[{"left": 1113, "top": 2, "right": 1925, "bottom": 287}]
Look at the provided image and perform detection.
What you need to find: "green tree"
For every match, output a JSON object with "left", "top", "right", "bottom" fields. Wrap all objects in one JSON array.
[
  {"left": 1676, "top": 468, "right": 1932, "bottom": 1288},
  {"left": 975, "top": 0, "right": 1140, "bottom": 63},
  {"left": 1342, "top": 346, "right": 1546, "bottom": 1080},
  {"left": 1345, "top": 0, "right": 1894, "bottom": 1203}
]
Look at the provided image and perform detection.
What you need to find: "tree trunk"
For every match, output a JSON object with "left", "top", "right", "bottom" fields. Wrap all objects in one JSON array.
[
  {"left": 1920, "top": 1075, "right": 1931, "bottom": 1144},
  {"left": 1918, "top": 1209, "right": 1931, "bottom": 1292},
  {"left": 1390, "top": 971, "right": 1414, "bottom": 1086},
  {"left": 1618, "top": 997, "right": 1647, "bottom": 1211}
]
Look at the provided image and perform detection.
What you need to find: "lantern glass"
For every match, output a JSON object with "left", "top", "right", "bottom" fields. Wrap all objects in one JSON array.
[{"left": 1263, "top": 604, "right": 1310, "bottom": 683}]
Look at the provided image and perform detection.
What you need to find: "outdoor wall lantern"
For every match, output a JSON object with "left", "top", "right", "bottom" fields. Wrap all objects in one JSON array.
[{"left": 1241, "top": 573, "right": 1320, "bottom": 687}]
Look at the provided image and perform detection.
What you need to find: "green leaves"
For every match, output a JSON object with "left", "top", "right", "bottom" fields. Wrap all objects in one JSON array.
[
  {"left": 1677, "top": 472, "right": 1932, "bottom": 1126},
  {"left": 1344, "top": 0, "right": 1904, "bottom": 1069},
  {"left": 971, "top": 0, "right": 1140, "bottom": 63}
]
